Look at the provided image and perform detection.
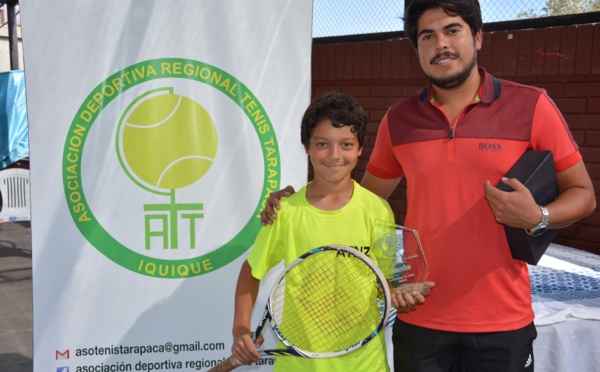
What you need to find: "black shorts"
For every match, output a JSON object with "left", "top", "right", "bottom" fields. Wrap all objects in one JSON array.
[{"left": 392, "top": 320, "right": 537, "bottom": 372}]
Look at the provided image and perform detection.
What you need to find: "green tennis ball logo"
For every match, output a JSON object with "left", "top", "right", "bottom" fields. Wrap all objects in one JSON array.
[{"left": 120, "top": 92, "right": 218, "bottom": 191}]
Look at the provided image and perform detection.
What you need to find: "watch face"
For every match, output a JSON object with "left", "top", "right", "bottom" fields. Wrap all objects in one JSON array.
[{"left": 530, "top": 227, "right": 547, "bottom": 237}]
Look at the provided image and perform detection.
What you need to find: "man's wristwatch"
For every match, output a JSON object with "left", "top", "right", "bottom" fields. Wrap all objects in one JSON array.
[{"left": 525, "top": 205, "right": 549, "bottom": 237}]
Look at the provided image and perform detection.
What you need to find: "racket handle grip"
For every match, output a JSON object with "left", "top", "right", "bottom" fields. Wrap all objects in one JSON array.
[{"left": 207, "top": 355, "right": 242, "bottom": 372}]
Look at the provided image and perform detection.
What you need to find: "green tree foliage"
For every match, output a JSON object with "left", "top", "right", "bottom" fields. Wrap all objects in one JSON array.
[{"left": 517, "top": 0, "right": 599, "bottom": 18}]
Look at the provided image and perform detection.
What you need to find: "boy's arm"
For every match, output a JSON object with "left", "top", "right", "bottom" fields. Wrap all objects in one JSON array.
[
  {"left": 391, "top": 282, "right": 436, "bottom": 312},
  {"left": 231, "top": 260, "right": 262, "bottom": 364}
]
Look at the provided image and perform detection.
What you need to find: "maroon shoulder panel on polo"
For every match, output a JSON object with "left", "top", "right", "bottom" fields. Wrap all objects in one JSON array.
[{"left": 386, "top": 74, "right": 544, "bottom": 147}]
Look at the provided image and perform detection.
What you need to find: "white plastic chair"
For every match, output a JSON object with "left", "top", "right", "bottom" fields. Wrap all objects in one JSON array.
[{"left": 0, "top": 168, "right": 31, "bottom": 223}]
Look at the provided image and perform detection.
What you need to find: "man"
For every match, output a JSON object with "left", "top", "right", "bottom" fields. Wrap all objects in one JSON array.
[{"left": 262, "top": 1, "right": 596, "bottom": 371}]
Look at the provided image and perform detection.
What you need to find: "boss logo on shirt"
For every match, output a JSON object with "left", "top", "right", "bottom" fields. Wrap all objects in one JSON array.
[{"left": 478, "top": 142, "right": 502, "bottom": 152}]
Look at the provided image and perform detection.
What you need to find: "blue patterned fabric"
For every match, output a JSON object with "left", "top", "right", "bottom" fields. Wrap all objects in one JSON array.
[{"left": 529, "top": 245, "right": 600, "bottom": 303}]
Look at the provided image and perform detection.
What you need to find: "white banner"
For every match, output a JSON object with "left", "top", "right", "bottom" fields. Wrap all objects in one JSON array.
[{"left": 19, "top": 0, "right": 311, "bottom": 370}]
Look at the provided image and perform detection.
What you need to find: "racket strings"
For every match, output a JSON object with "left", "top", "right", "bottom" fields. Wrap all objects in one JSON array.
[{"left": 270, "top": 250, "right": 386, "bottom": 354}]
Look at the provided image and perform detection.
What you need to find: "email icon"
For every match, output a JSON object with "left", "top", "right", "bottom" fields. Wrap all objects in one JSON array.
[{"left": 56, "top": 349, "right": 70, "bottom": 360}]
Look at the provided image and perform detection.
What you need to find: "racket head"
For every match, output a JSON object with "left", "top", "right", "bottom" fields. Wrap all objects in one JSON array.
[{"left": 265, "top": 244, "right": 391, "bottom": 358}]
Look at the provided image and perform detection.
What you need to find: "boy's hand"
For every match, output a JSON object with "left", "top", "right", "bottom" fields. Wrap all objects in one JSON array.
[
  {"left": 260, "top": 185, "right": 296, "bottom": 225},
  {"left": 232, "top": 331, "right": 261, "bottom": 365},
  {"left": 391, "top": 281, "right": 435, "bottom": 312}
]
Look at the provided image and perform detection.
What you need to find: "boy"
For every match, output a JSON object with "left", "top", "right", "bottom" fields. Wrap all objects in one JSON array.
[{"left": 230, "top": 92, "right": 395, "bottom": 371}]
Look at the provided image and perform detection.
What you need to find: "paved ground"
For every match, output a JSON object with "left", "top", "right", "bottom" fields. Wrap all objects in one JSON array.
[{"left": 0, "top": 221, "right": 33, "bottom": 372}]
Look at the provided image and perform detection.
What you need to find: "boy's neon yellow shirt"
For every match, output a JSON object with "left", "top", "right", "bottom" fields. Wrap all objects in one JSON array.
[{"left": 248, "top": 180, "right": 394, "bottom": 372}]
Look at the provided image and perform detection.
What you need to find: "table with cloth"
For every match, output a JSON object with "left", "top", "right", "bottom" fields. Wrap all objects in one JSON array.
[{"left": 529, "top": 243, "right": 600, "bottom": 372}]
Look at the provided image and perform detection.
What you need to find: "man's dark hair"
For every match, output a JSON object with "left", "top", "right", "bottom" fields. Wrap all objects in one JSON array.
[
  {"left": 301, "top": 92, "right": 367, "bottom": 148},
  {"left": 404, "top": 0, "right": 483, "bottom": 48}
]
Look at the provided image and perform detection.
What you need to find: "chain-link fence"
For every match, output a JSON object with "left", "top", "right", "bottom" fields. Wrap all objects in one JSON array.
[{"left": 313, "top": 0, "right": 600, "bottom": 38}]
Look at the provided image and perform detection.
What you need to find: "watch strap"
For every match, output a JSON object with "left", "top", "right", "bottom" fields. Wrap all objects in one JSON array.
[{"left": 525, "top": 205, "right": 549, "bottom": 237}]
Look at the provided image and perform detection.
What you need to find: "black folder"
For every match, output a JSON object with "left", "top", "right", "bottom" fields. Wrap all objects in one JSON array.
[{"left": 496, "top": 150, "right": 559, "bottom": 265}]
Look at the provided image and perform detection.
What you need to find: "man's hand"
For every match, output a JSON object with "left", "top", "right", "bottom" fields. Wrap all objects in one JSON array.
[
  {"left": 484, "top": 177, "right": 541, "bottom": 229},
  {"left": 259, "top": 185, "right": 296, "bottom": 225},
  {"left": 391, "top": 281, "right": 435, "bottom": 312}
]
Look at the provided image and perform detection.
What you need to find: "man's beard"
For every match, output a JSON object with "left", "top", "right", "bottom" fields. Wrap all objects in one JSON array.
[{"left": 424, "top": 50, "right": 478, "bottom": 90}]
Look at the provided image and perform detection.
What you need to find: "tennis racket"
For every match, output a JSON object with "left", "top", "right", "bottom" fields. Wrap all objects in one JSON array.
[{"left": 209, "top": 244, "right": 391, "bottom": 372}]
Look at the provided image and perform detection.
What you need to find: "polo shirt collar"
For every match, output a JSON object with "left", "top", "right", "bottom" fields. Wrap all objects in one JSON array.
[{"left": 419, "top": 67, "right": 501, "bottom": 104}]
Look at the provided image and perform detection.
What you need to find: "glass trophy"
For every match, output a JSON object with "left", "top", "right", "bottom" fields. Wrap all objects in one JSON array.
[{"left": 372, "top": 219, "right": 430, "bottom": 293}]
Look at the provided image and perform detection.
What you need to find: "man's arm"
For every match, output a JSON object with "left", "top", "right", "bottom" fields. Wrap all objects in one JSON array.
[
  {"left": 260, "top": 185, "right": 296, "bottom": 225},
  {"left": 361, "top": 171, "right": 438, "bottom": 312},
  {"left": 484, "top": 160, "right": 596, "bottom": 229},
  {"left": 360, "top": 170, "right": 402, "bottom": 199},
  {"left": 259, "top": 172, "right": 403, "bottom": 225}
]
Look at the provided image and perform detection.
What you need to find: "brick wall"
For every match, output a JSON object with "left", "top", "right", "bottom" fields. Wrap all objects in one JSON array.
[{"left": 311, "top": 23, "right": 600, "bottom": 254}]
